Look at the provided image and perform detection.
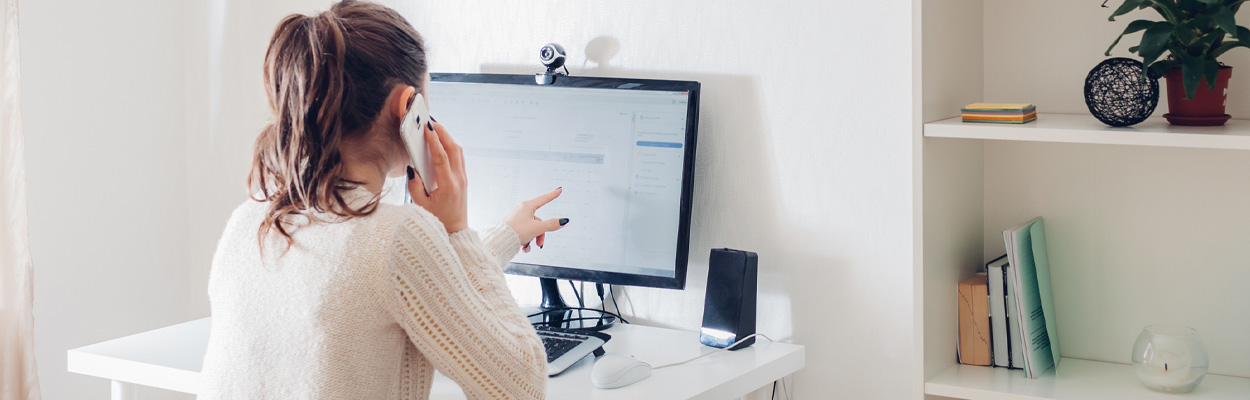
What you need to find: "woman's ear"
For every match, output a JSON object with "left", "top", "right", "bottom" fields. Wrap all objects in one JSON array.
[{"left": 391, "top": 85, "right": 417, "bottom": 121}]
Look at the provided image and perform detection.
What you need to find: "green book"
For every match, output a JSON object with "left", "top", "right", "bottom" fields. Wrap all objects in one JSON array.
[{"left": 1003, "top": 217, "right": 1060, "bottom": 378}]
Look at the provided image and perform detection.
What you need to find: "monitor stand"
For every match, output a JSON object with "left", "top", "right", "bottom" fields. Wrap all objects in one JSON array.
[
  {"left": 530, "top": 277, "right": 616, "bottom": 331},
  {"left": 539, "top": 277, "right": 569, "bottom": 310}
]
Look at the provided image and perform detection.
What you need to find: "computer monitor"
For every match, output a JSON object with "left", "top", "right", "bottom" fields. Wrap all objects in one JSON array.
[{"left": 427, "top": 73, "right": 700, "bottom": 295}]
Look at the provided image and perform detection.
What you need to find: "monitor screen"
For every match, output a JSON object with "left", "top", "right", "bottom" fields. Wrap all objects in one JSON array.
[{"left": 428, "top": 74, "right": 699, "bottom": 289}]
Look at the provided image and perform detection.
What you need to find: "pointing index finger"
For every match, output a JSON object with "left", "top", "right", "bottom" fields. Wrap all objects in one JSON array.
[{"left": 527, "top": 187, "right": 563, "bottom": 210}]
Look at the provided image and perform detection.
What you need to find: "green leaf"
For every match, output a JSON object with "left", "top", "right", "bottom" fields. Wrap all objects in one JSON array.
[
  {"left": 1211, "top": 40, "right": 1249, "bottom": 57},
  {"left": 1199, "top": 31, "right": 1226, "bottom": 55},
  {"left": 1148, "top": 59, "right": 1178, "bottom": 79},
  {"left": 1110, "top": 0, "right": 1146, "bottom": 21},
  {"left": 1106, "top": 20, "right": 1158, "bottom": 55},
  {"left": 1168, "top": 43, "right": 1189, "bottom": 61},
  {"left": 1182, "top": 14, "right": 1213, "bottom": 37},
  {"left": 1200, "top": 30, "right": 1220, "bottom": 49},
  {"left": 1210, "top": 28, "right": 1250, "bottom": 57},
  {"left": 1138, "top": 22, "right": 1176, "bottom": 68},
  {"left": 1174, "top": 23, "right": 1198, "bottom": 43},
  {"left": 1178, "top": 0, "right": 1203, "bottom": 13},
  {"left": 1182, "top": 55, "right": 1204, "bottom": 99},
  {"left": 1198, "top": 0, "right": 1222, "bottom": 5},
  {"left": 1212, "top": 6, "right": 1238, "bottom": 38},
  {"left": 1203, "top": 59, "right": 1219, "bottom": 90},
  {"left": 1146, "top": 0, "right": 1185, "bottom": 23}
]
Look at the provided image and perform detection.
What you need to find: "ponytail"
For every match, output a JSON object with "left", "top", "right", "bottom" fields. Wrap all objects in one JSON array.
[{"left": 249, "top": 1, "right": 426, "bottom": 252}]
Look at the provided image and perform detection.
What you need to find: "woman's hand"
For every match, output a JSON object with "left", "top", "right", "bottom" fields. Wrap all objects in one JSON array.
[
  {"left": 504, "top": 188, "right": 569, "bottom": 253},
  {"left": 408, "top": 121, "right": 469, "bottom": 233}
]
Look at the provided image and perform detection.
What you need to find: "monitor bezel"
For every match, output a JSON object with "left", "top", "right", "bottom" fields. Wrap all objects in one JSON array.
[{"left": 429, "top": 73, "right": 699, "bottom": 290}]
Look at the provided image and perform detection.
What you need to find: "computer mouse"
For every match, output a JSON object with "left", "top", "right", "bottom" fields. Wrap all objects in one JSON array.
[{"left": 591, "top": 354, "right": 652, "bottom": 389}]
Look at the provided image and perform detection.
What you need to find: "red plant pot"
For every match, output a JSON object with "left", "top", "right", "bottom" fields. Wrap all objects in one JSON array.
[{"left": 1163, "top": 66, "right": 1232, "bottom": 126}]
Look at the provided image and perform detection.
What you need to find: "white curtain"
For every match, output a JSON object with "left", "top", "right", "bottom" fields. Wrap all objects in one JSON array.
[{"left": 0, "top": 0, "right": 40, "bottom": 397}]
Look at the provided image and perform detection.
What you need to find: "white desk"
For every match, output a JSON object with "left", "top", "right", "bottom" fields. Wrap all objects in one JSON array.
[{"left": 69, "top": 318, "right": 805, "bottom": 400}]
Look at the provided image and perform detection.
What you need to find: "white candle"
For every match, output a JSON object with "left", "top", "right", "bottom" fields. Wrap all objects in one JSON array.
[
  {"left": 1133, "top": 341, "right": 1205, "bottom": 392},
  {"left": 1132, "top": 324, "right": 1208, "bottom": 393}
]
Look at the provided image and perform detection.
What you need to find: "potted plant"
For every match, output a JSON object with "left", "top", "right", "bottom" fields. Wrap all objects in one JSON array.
[{"left": 1105, "top": 0, "right": 1248, "bottom": 126}]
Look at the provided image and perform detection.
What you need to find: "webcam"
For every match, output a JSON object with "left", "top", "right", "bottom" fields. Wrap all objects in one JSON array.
[
  {"left": 539, "top": 43, "right": 566, "bottom": 70},
  {"left": 536, "top": 43, "right": 568, "bottom": 85}
]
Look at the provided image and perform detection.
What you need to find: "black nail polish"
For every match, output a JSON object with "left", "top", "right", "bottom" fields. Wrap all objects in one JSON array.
[
  {"left": 427, "top": 121, "right": 433, "bottom": 130},
  {"left": 538, "top": 243, "right": 543, "bottom": 249},
  {"left": 407, "top": 166, "right": 414, "bottom": 180},
  {"left": 559, "top": 218, "right": 569, "bottom": 226},
  {"left": 430, "top": 115, "right": 437, "bottom": 122},
  {"left": 557, "top": 186, "right": 563, "bottom": 190}
]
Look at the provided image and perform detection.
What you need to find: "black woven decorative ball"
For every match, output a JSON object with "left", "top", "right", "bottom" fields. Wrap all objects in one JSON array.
[{"left": 1084, "top": 57, "right": 1159, "bottom": 127}]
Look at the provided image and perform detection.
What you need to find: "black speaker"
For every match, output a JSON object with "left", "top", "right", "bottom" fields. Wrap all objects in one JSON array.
[{"left": 699, "top": 248, "right": 758, "bottom": 350}]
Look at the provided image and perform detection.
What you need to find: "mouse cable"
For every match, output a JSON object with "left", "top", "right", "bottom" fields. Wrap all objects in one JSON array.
[
  {"left": 567, "top": 280, "right": 584, "bottom": 308},
  {"left": 600, "top": 281, "right": 610, "bottom": 312},
  {"left": 651, "top": 333, "right": 775, "bottom": 370},
  {"left": 567, "top": 280, "right": 585, "bottom": 322},
  {"left": 608, "top": 285, "right": 623, "bottom": 320}
]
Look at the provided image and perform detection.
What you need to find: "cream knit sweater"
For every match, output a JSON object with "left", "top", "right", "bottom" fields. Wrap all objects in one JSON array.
[{"left": 199, "top": 187, "right": 546, "bottom": 399}]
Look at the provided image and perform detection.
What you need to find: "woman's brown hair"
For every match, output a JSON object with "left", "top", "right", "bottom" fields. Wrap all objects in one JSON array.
[{"left": 249, "top": 0, "right": 426, "bottom": 250}]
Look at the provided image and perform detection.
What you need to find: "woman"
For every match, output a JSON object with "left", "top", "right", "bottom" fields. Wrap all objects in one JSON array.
[{"left": 199, "top": 1, "right": 559, "bottom": 398}]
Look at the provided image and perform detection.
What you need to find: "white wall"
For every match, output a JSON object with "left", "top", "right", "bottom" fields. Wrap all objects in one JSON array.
[
  {"left": 20, "top": 1, "right": 199, "bottom": 399},
  {"left": 25, "top": 0, "right": 920, "bottom": 398}
]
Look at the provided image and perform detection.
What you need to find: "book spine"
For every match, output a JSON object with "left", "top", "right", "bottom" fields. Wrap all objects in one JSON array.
[
  {"left": 987, "top": 260, "right": 1009, "bottom": 368},
  {"left": 1005, "top": 265, "right": 1020, "bottom": 369},
  {"left": 958, "top": 274, "right": 991, "bottom": 366},
  {"left": 1003, "top": 254, "right": 1025, "bottom": 371},
  {"left": 974, "top": 274, "right": 990, "bottom": 366}
]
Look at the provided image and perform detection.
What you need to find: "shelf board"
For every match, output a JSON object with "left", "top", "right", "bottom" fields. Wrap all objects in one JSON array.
[
  {"left": 924, "top": 113, "right": 1250, "bottom": 150},
  {"left": 925, "top": 358, "right": 1250, "bottom": 400}
]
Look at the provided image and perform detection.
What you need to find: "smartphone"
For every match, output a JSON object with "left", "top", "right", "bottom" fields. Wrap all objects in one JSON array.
[{"left": 401, "top": 93, "right": 438, "bottom": 193}]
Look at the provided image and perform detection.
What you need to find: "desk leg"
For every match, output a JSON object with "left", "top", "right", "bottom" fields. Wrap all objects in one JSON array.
[{"left": 111, "top": 380, "right": 137, "bottom": 400}]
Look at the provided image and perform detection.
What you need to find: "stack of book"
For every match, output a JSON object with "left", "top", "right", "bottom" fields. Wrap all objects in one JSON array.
[
  {"left": 958, "top": 217, "right": 1061, "bottom": 379},
  {"left": 961, "top": 103, "right": 1037, "bottom": 124}
]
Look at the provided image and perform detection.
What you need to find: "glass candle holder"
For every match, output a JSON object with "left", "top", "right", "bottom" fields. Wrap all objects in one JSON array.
[{"left": 1131, "top": 324, "right": 1208, "bottom": 393}]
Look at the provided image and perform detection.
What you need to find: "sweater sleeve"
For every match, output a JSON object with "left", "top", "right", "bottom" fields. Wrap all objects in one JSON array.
[
  {"left": 478, "top": 221, "right": 521, "bottom": 268},
  {"left": 442, "top": 221, "right": 520, "bottom": 299},
  {"left": 385, "top": 207, "right": 546, "bottom": 400}
]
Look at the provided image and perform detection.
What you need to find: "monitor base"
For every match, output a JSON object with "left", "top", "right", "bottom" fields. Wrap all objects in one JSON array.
[
  {"left": 530, "top": 277, "right": 616, "bottom": 331},
  {"left": 528, "top": 309, "right": 617, "bottom": 331}
]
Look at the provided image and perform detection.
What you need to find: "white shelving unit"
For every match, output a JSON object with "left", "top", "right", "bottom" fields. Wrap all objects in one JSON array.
[
  {"left": 927, "top": 359, "right": 1250, "bottom": 400},
  {"left": 915, "top": 1, "right": 1250, "bottom": 399},
  {"left": 926, "top": 114, "right": 1250, "bottom": 150}
]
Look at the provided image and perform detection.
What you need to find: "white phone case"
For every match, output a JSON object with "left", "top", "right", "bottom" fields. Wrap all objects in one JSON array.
[{"left": 402, "top": 93, "right": 438, "bottom": 193}]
